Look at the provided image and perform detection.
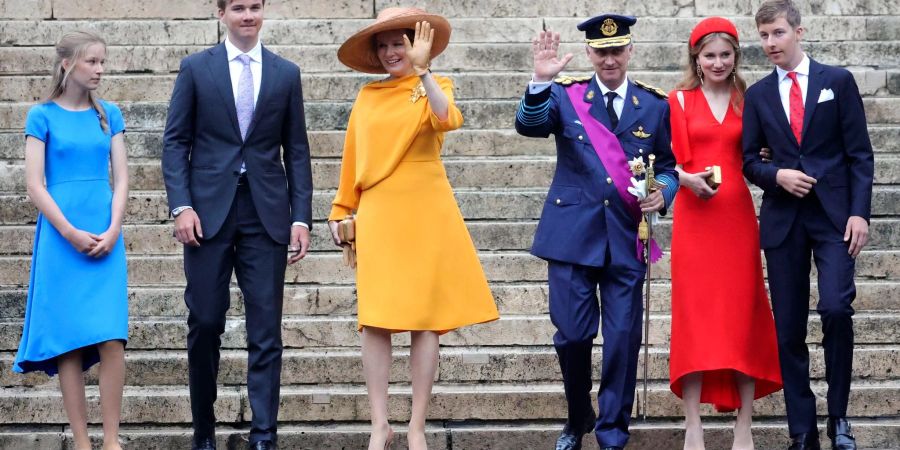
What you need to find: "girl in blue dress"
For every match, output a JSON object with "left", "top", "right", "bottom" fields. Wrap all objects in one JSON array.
[{"left": 13, "top": 31, "right": 128, "bottom": 450}]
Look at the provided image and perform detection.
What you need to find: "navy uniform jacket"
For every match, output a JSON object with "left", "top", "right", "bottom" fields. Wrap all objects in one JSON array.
[
  {"left": 516, "top": 76, "right": 678, "bottom": 271},
  {"left": 742, "top": 58, "right": 874, "bottom": 248}
]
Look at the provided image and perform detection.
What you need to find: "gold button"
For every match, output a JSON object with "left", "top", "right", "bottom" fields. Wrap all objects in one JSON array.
[
  {"left": 555, "top": 198, "right": 561, "bottom": 205},
  {"left": 606, "top": 177, "right": 612, "bottom": 184},
  {"left": 604, "top": 200, "right": 610, "bottom": 206},
  {"left": 577, "top": 135, "right": 584, "bottom": 141}
]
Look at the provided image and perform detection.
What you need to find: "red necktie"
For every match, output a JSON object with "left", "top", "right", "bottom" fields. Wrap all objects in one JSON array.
[{"left": 787, "top": 71, "right": 804, "bottom": 145}]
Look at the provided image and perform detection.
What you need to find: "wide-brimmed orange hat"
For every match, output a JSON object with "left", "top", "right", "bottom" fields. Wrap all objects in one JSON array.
[{"left": 337, "top": 7, "right": 451, "bottom": 74}]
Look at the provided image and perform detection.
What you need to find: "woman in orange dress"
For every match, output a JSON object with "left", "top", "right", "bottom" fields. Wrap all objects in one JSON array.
[
  {"left": 668, "top": 17, "right": 782, "bottom": 450},
  {"left": 328, "top": 8, "right": 499, "bottom": 450}
]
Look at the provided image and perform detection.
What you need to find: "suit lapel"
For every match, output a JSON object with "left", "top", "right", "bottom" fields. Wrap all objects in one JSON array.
[
  {"left": 761, "top": 70, "right": 798, "bottom": 148},
  {"left": 586, "top": 77, "right": 614, "bottom": 131},
  {"left": 244, "top": 47, "right": 280, "bottom": 141},
  {"left": 801, "top": 59, "right": 825, "bottom": 142},
  {"left": 207, "top": 44, "right": 242, "bottom": 140},
  {"left": 615, "top": 82, "right": 641, "bottom": 135}
]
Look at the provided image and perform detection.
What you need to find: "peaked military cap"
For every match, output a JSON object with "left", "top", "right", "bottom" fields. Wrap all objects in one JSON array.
[{"left": 577, "top": 14, "right": 637, "bottom": 49}]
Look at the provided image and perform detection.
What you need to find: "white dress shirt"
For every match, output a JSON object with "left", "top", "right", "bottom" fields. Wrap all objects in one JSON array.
[
  {"left": 594, "top": 74, "right": 628, "bottom": 119},
  {"left": 775, "top": 54, "right": 810, "bottom": 124}
]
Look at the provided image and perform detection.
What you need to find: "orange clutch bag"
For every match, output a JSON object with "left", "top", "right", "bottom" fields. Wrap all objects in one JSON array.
[{"left": 337, "top": 215, "right": 356, "bottom": 268}]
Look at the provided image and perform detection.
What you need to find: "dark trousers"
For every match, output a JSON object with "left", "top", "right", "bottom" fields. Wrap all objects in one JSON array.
[
  {"left": 548, "top": 259, "right": 645, "bottom": 448},
  {"left": 184, "top": 182, "right": 287, "bottom": 444},
  {"left": 765, "top": 196, "right": 856, "bottom": 437}
]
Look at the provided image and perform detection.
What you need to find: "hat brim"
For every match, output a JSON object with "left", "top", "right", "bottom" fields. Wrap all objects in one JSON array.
[
  {"left": 337, "top": 13, "right": 451, "bottom": 74},
  {"left": 586, "top": 35, "right": 632, "bottom": 49}
]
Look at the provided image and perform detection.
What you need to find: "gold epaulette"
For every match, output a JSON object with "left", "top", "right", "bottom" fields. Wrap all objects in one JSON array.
[
  {"left": 553, "top": 75, "right": 592, "bottom": 86},
  {"left": 633, "top": 79, "right": 667, "bottom": 99}
]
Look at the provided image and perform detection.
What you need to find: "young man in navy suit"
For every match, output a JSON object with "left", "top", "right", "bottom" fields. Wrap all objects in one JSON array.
[
  {"left": 742, "top": 1, "right": 874, "bottom": 449},
  {"left": 516, "top": 14, "right": 678, "bottom": 450},
  {"left": 161, "top": 0, "right": 313, "bottom": 449}
]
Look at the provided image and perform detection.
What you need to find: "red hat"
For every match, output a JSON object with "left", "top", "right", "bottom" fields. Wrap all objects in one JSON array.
[{"left": 689, "top": 17, "right": 739, "bottom": 48}]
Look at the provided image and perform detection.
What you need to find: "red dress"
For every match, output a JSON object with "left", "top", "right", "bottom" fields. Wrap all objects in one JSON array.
[{"left": 668, "top": 88, "right": 782, "bottom": 412}]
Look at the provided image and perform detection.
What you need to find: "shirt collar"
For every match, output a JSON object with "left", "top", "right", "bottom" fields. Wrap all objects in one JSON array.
[
  {"left": 224, "top": 38, "right": 263, "bottom": 63},
  {"left": 776, "top": 53, "right": 809, "bottom": 82},
  {"left": 595, "top": 74, "right": 630, "bottom": 99}
]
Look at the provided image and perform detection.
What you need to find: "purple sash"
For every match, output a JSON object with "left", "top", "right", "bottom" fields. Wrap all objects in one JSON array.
[{"left": 564, "top": 82, "right": 662, "bottom": 263}]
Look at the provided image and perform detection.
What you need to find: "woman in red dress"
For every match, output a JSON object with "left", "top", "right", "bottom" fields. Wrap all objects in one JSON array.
[{"left": 668, "top": 17, "right": 783, "bottom": 450}]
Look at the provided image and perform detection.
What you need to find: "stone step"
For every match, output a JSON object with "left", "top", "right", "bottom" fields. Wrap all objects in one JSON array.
[
  {"left": 4, "top": 0, "right": 898, "bottom": 21},
  {"left": 3, "top": 41, "right": 900, "bottom": 75},
  {"left": 2, "top": 68, "right": 896, "bottom": 102},
  {"left": 4, "top": 97, "right": 900, "bottom": 132},
  {"left": 2, "top": 217, "right": 900, "bottom": 257},
  {"left": 1, "top": 1, "right": 373, "bottom": 20},
  {"left": 2, "top": 380, "right": 899, "bottom": 424},
  {"left": 0, "top": 278, "right": 897, "bottom": 321},
  {"left": 3, "top": 345, "right": 898, "bottom": 388},
  {"left": 4, "top": 16, "right": 900, "bottom": 47},
  {"left": 371, "top": 0, "right": 900, "bottom": 18},
  {"left": 2, "top": 312, "right": 898, "bottom": 351},
  {"left": 2, "top": 155, "right": 900, "bottom": 192},
  {"left": 2, "top": 126, "right": 900, "bottom": 161},
  {"left": 1, "top": 185, "right": 899, "bottom": 226},
  {"left": 0, "top": 420, "right": 898, "bottom": 450},
  {"left": 0, "top": 247, "right": 898, "bottom": 286}
]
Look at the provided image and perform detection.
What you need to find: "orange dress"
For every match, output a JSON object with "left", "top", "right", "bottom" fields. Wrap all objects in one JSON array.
[
  {"left": 668, "top": 88, "right": 782, "bottom": 411},
  {"left": 329, "top": 74, "right": 498, "bottom": 332}
]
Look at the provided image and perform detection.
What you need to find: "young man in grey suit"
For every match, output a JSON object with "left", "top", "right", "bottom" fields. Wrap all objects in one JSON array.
[{"left": 161, "top": 1, "right": 313, "bottom": 448}]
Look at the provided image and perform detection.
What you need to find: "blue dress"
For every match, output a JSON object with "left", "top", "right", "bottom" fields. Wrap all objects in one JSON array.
[{"left": 13, "top": 101, "right": 128, "bottom": 375}]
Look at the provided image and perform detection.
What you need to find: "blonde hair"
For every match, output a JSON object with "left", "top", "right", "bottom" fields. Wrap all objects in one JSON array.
[
  {"left": 675, "top": 32, "right": 747, "bottom": 114},
  {"left": 47, "top": 31, "right": 109, "bottom": 134}
]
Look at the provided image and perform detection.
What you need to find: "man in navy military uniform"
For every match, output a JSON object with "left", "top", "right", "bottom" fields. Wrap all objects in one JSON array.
[{"left": 515, "top": 14, "right": 678, "bottom": 450}]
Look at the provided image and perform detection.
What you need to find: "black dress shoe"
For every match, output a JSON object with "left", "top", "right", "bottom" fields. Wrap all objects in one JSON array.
[
  {"left": 555, "top": 411, "right": 596, "bottom": 450},
  {"left": 248, "top": 441, "right": 275, "bottom": 450},
  {"left": 788, "top": 432, "right": 821, "bottom": 450},
  {"left": 827, "top": 417, "right": 857, "bottom": 450},
  {"left": 192, "top": 437, "right": 216, "bottom": 450}
]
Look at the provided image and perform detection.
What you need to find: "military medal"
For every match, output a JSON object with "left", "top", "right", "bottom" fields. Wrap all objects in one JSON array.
[
  {"left": 632, "top": 126, "right": 651, "bottom": 139},
  {"left": 632, "top": 95, "right": 639, "bottom": 106},
  {"left": 586, "top": 90, "right": 595, "bottom": 101}
]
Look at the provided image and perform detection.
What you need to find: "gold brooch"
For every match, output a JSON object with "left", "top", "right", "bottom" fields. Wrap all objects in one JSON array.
[
  {"left": 410, "top": 81, "right": 426, "bottom": 103},
  {"left": 632, "top": 126, "right": 651, "bottom": 139},
  {"left": 586, "top": 90, "right": 595, "bottom": 101},
  {"left": 632, "top": 95, "right": 639, "bottom": 106},
  {"left": 601, "top": 18, "right": 618, "bottom": 37}
]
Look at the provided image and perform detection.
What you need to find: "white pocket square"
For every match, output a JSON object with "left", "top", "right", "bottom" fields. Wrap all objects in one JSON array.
[{"left": 818, "top": 88, "right": 835, "bottom": 103}]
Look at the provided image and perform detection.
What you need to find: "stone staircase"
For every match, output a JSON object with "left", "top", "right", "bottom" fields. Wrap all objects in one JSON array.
[{"left": 1, "top": 1, "right": 899, "bottom": 449}]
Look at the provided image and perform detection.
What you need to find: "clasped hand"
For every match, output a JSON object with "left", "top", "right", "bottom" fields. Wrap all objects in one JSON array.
[
  {"left": 65, "top": 227, "right": 118, "bottom": 258},
  {"left": 404, "top": 21, "right": 434, "bottom": 76}
]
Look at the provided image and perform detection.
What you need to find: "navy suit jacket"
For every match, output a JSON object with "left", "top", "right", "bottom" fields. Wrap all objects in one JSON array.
[
  {"left": 516, "top": 77, "right": 677, "bottom": 270},
  {"left": 162, "top": 43, "right": 313, "bottom": 245},
  {"left": 742, "top": 58, "right": 874, "bottom": 248}
]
